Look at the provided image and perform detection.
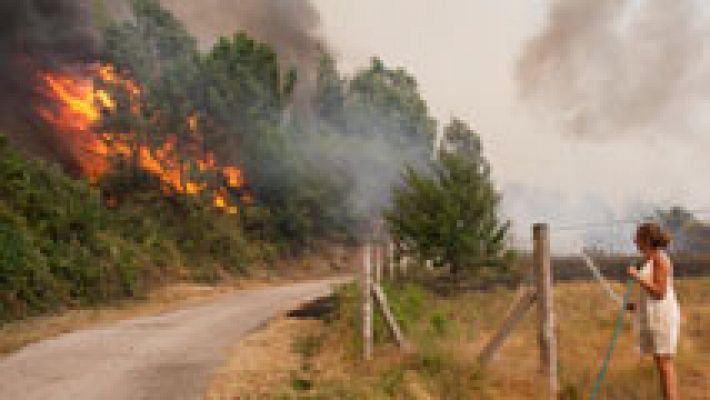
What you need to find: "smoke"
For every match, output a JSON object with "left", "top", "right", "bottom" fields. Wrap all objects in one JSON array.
[
  {"left": 294, "top": 120, "right": 431, "bottom": 230},
  {"left": 518, "top": 0, "right": 709, "bottom": 139},
  {"left": 0, "top": 0, "right": 96, "bottom": 167}
]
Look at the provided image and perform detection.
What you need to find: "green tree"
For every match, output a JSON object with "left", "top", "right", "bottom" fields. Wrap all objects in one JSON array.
[
  {"left": 101, "top": 0, "right": 198, "bottom": 84},
  {"left": 655, "top": 206, "right": 710, "bottom": 253},
  {"left": 441, "top": 118, "right": 482, "bottom": 161},
  {"left": 200, "top": 32, "right": 293, "bottom": 163},
  {"left": 345, "top": 57, "right": 436, "bottom": 151},
  {"left": 385, "top": 151, "right": 510, "bottom": 275},
  {"left": 313, "top": 53, "right": 346, "bottom": 129}
]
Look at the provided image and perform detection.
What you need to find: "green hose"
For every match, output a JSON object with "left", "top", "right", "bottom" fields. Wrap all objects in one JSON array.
[{"left": 589, "top": 278, "right": 634, "bottom": 400}]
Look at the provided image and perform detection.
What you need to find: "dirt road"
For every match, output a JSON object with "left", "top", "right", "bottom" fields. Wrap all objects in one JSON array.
[{"left": 0, "top": 279, "right": 342, "bottom": 400}]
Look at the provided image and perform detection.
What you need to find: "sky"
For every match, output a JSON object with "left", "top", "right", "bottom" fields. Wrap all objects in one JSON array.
[{"left": 313, "top": 0, "right": 710, "bottom": 251}]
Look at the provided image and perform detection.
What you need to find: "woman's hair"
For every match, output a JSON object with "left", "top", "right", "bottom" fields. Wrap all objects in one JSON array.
[{"left": 636, "top": 222, "right": 672, "bottom": 249}]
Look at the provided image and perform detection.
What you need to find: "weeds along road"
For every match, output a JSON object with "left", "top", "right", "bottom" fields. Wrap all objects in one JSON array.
[{"left": 0, "top": 279, "right": 344, "bottom": 400}]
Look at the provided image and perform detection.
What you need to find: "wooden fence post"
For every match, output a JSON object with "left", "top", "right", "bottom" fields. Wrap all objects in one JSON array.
[
  {"left": 533, "top": 223, "right": 558, "bottom": 399},
  {"left": 374, "top": 244, "right": 382, "bottom": 284},
  {"left": 387, "top": 241, "right": 396, "bottom": 280},
  {"left": 362, "top": 243, "right": 373, "bottom": 360}
]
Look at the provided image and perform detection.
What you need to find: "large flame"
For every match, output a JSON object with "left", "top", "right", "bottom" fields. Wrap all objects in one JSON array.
[{"left": 38, "top": 64, "right": 244, "bottom": 214}]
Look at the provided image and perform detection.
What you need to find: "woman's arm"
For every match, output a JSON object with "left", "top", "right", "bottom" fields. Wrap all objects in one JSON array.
[{"left": 628, "top": 253, "right": 668, "bottom": 300}]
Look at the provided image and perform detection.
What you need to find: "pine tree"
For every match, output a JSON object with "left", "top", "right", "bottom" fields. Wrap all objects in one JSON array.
[{"left": 385, "top": 120, "right": 510, "bottom": 275}]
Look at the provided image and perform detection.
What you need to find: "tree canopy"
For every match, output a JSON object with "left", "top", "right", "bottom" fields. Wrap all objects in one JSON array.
[{"left": 656, "top": 207, "right": 710, "bottom": 253}]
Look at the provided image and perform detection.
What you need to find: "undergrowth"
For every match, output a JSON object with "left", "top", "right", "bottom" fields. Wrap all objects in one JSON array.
[{"left": 0, "top": 135, "right": 254, "bottom": 322}]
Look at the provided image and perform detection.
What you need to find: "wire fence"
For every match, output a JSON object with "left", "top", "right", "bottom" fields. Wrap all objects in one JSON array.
[{"left": 510, "top": 209, "right": 710, "bottom": 282}]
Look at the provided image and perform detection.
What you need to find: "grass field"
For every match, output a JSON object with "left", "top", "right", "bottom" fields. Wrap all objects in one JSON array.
[
  {"left": 465, "top": 278, "right": 709, "bottom": 399},
  {"left": 210, "top": 277, "right": 709, "bottom": 399}
]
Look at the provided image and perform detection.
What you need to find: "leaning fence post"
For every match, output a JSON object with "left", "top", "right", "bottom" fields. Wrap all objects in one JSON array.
[
  {"left": 533, "top": 223, "right": 558, "bottom": 399},
  {"left": 372, "top": 283, "right": 413, "bottom": 353},
  {"left": 362, "top": 243, "right": 373, "bottom": 360},
  {"left": 478, "top": 286, "right": 537, "bottom": 365}
]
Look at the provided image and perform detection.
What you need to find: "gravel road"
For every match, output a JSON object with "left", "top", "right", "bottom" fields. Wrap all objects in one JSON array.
[{"left": 0, "top": 279, "right": 341, "bottom": 400}]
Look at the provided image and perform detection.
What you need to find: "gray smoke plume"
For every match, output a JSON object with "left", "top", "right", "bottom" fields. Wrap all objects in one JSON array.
[
  {"left": 0, "top": 0, "right": 96, "bottom": 167},
  {"left": 518, "top": 0, "right": 708, "bottom": 139}
]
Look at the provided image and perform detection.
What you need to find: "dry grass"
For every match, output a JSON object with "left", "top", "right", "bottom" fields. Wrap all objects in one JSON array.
[
  {"left": 206, "top": 278, "right": 709, "bottom": 399},
  {"left": 204, "top": 318, "right": 319, "bottom": 399},
  {"left": 438, "top": 278, "right": 710, "bottom": 399}
]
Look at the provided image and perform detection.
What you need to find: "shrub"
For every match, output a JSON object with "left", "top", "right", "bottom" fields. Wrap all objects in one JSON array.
[{"left": 0, "top": 134, "right": 253, "bottom": 322}]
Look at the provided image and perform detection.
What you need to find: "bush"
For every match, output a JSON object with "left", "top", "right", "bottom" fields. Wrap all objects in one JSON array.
[
  {"left": 0, "top": 135, "right": 252, "bottom": 322},
  {"left": 0, "top": 206, "right": 58, "bottom": 320}
]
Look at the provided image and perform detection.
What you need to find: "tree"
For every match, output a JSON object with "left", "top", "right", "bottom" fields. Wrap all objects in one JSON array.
[
  {"left": 99, "top": 0, "right": 208, "bottom": 191},
  {"left": 656, "top": 207, "right": 710, "bottom": 253},
  {"left": 101, "top": 0, "right": 198, "bottom": 83},
  {"left": 345, "top": 57, "right": 436, "bottom": 151},
  {"left": 385, "top": 150, "right": 510, "bottom": 275},
  {"left": 441, "top": 118, "right": 482, "bottom": 162},
  {"left": 313, "top": 53, "right": 346, "bottom": 129}
]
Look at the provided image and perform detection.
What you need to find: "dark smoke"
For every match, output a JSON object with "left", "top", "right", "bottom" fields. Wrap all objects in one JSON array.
[
  {"left": 518, "top": 0, "right": 707, "bottom": 139},
  {"left": 0, "top": 0, "right": 96, "bottom": 166}
]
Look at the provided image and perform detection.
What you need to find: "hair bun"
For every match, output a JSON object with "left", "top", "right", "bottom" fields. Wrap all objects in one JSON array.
[{"left": 638, "top": 222, "right": 672, "bottom": 249}]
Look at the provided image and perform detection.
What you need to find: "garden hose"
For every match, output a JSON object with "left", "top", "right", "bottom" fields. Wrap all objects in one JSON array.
[{"left": 589, "top": 278, "right": 634, "bottom": 400}]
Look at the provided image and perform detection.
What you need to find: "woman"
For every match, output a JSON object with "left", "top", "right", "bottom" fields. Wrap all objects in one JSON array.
[{"left": 627, "top": 222, "right": 681, "bottom": 400}]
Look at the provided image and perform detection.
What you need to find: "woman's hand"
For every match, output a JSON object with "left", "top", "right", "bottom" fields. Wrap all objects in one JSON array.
[{"left": 627, "top": 265, "right": 640, "bottom": 281}]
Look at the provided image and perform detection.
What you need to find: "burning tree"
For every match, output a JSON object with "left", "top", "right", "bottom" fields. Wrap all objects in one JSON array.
[
  {"left": 31, "top": 0, "right": 264, "bottom": 215},
  {"left": 37, "top": 62, "right": 246, "bottom": 214}
]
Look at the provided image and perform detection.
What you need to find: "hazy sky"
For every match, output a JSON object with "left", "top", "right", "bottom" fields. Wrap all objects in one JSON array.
[{"left": 313, "top": 0, "right": 710, "bottom": 250}]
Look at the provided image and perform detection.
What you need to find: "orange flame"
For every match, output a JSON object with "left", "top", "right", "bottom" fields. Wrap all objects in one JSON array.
[{"left": 38, "top": 64, "right": 247, "bottom": 213}]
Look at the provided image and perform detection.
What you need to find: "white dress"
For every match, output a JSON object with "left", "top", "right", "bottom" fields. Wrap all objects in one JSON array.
[{"left": 638, "top": 251, "right": 681, "bottom": 355}]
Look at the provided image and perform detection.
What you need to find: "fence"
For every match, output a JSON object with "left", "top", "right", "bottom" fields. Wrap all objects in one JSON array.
[
  {"left": 513, "top": 254, "right": 710, "bottom": 281},
  {"left": 360, "top": 214, "right": 710, "bottom": 399}
]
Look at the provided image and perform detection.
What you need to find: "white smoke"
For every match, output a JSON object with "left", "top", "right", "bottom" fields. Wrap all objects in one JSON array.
[{"left": 518, "top": 0, "right": 710, "bottom": 140}]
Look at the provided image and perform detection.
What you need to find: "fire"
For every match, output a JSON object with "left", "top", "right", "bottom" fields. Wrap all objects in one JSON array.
[
  {"left": 38, "top": 64, "right": 246, "bottom": 214},
  {"left": 222, "top": 166, "right": 244, "bottom": 188}
]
